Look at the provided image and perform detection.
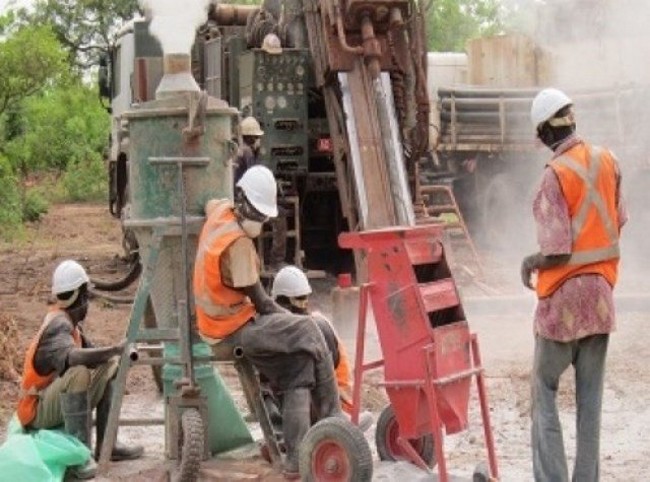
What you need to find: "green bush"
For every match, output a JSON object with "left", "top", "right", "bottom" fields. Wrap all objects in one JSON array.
[
  {"left": 61, "top": 153, "right": 107, "bottom": 202},
  {"left": 22, "top": 187, "right": 49, "bottom": 222},
  {"left": 0, "top": 156, "right": 23, "bottom": 240}
]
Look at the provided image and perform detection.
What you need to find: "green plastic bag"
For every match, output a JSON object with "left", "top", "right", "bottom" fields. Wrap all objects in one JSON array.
[{"left": 0, "top": 415, "right": 90, "bottom": 482}]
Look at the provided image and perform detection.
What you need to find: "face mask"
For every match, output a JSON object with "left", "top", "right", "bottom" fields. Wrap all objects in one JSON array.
[
  {"left": 241, "top": 219, "right": 263, "bottom": 238},
  {"left": 290, "top": 297, "right": 309, "bottom": 311}
]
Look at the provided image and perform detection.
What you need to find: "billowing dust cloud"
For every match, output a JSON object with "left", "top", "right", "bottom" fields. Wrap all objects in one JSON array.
[
  {"left": 139, "top": 0, "right": 212, "bottom": 54},
  {"left": 501, "top": 0, "right": 650, "bottom": 289}
]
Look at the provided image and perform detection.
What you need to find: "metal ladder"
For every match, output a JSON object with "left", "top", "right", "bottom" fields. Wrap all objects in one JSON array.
[{"left": 418, "top": 179, "right": 483, "bottom": 277}]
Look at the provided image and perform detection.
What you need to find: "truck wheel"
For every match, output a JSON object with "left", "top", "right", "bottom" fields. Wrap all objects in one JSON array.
[
  {"left": 172, "top": 408, "right": 204, "bottom": 482},
  {"left": 299, "top": 417, "right": 373, "bottom": 482},
  {"left": 375, "top": 404, "right": 436, "bottom": 467}
]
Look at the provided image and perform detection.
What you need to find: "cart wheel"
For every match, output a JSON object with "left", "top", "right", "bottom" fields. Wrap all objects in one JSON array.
[
  {"left": 375, "top": 404, "right": 436, "bottom": 467},
  {"left": 299, "top": 417, "right": 373, "bottom": 482},
  {"left": 473, "top": 461, "right": 490, "bottom": 482},
  {"left": 172, "top": 408, "right": 205, "bottom": 482}
]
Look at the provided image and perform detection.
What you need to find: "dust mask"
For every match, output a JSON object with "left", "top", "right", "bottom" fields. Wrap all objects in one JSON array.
[
  {"left": 241, "top": 219, "right": 263, "bottom": 238},
  {"left": 290, "top": 297, "right": 309, "bottom": 311}
]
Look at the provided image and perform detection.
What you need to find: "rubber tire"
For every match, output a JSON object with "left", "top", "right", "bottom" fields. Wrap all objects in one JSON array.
[
  {"left": 473, "top": 461, "right": 491, "bottom": 482},
  {"left": 299, "top": 417, "right": 373, "bottom": 482},
  {"left": 173, "top": 408, "right": 204, "bottom": 482},
  {"left": 375, "top": 404, "right": 436, "bottom": 468}
]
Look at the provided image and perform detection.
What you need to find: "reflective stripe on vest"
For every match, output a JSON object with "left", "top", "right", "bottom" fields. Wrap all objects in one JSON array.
[
  {"left": 194, "top": 219, "right": 244, "bottom": 317},
  {"left": 193, "top": 202, "right": 256, "bottom": 339},
  {"left": 553, "top": 147, "right": 620, "bottom": 265},
  {"left": 536, "top": 144, "right": 620, "bottom": 297}
]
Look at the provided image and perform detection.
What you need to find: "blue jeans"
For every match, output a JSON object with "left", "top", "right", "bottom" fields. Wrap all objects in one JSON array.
[{"left": 531, "top": 334, "right": 609, "bottom": 482}]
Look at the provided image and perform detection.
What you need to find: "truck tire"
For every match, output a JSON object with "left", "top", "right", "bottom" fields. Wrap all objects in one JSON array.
[
  {"left": 299, "top": 417, "right": 373, "bottom": 482},
  {"left": 172, "top": 408, "right": 204, "bottom": 482},
  {"left": 375, "top": 404, "right": 436, "bottom": 467}
]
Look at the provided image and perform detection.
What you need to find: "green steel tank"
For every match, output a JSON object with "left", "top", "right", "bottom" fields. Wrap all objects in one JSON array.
[
  {"left": 124, "top": 53, "right": 237, "bottom": 329},
  {"left": 121, "top": 53, "right": 253, "bottom": 456}
]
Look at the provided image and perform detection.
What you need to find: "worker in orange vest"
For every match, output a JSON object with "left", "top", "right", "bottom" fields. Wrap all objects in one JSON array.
[
  {"left": 523, "top": 88, "right": 627, "bottom": 482},
  {"left": 193, "top": 165, "right": 343, "bottom": 479},
  {"left": 17, "top": 260, "right": 143, "bottom": 479},
  {"left": 268, "top": 266, "right": 373, "bottom": 431}
]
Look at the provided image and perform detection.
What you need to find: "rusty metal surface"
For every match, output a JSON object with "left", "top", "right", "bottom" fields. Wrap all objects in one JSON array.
[
  {"left": 208, "top": 4, "right": 259, "bottom": 26},
  {"left": 342, "top": 64, "right": 396, "bottom": 228}
]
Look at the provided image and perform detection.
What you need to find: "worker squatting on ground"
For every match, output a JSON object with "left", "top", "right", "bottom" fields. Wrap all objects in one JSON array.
[
  {"left": 193, "top": 165, "right": 344, "bottom": 479},
  {"left": 522, "top": 88, "right": 627, "bottom": 482},
  {"left": 16, "top": 260, "right": 144, "bottom": 479},
  {"left": 264, "top": 266, "right": 373, "bottom": 432},
  {"left": 234, "top": 113, "right": 287, "bottom": 271}
]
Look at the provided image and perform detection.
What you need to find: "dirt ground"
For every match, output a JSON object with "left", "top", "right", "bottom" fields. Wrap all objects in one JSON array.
[{"left": 1, "top": 203, "right": 649, "bottom": 481}]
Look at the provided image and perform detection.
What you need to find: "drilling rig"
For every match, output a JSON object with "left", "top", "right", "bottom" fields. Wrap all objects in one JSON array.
[{"left": 101, "top": 0, "right": 432, "bottom": 277}]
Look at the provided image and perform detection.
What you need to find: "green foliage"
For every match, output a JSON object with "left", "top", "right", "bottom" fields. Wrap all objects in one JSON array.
[
  {"left": 5, "top": 79, "right": 109, "bottom": 177},
  {"left": 425, "top": 0, "right": 505, "bottom": 52},
  {"left": 61, "top": 153, "right": 107, "bottom": 202},
  {"left": 0, "top": 24, "right": 67, "bottom": 116},
  {"left": 0, "top": 156, "right": 23, "bottom": 241},
  {"left": 21, "top": 0, "right": 140, "bottom": 69},
  {"left": 22, "top": 188, "right": 49, "bottom": 222}
]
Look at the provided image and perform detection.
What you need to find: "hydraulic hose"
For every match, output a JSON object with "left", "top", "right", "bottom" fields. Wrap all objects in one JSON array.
[{"left": 90, "top": 259, "right": 141, "bottom": 292}]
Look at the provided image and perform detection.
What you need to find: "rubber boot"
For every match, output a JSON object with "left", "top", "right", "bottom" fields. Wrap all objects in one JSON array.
[
  {"left": 60, "top": 391, "right": 97, "bottom": 480},
  {"left": 281, "top": 388, "right": 311, "bottom": 479},
  {"left": 95, "top": 380, "right": 144, "bottom": 461},
  {"left": 312, "top": 355, "right": 345, "bottom": 420}
]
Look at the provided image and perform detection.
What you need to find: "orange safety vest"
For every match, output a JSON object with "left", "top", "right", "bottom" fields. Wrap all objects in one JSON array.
[
  {"left": 313, "top": 311, "right": 353, "bottom": 412},
  {"left": 193, "top": 200, "right": 256, "bottom": 339},
  {"left": 335, "top": 339, "right": 354, "bottom": 413},
  {"left": 17, "top": 308, "right": 81, "bottom": 427},
  {"left": 537, "top": 143, "right": 620, "bottom": 298}
]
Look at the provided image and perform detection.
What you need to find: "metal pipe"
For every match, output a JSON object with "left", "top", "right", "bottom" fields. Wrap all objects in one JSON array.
[
  {"left": 334, "top": 1, "right": 363, "bottom": 55},
  {"left": 361, "top": 15, "right": 381, "bottom": 79},
  {"left": 209, "top": 4, "right": 258, "bottom": 26}
]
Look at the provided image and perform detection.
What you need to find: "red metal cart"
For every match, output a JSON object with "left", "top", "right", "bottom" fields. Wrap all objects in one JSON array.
[{"left": 339, "top": 224, "right": 499, "bottom": 482}]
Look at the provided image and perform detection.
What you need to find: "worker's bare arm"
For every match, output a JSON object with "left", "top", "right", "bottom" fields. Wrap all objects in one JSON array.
[
  {"left": 67, "top": 340, "right": 125, "bottom": 368},
  {"left": 520, "top": 252, "right": 571, "bottom": 289}
]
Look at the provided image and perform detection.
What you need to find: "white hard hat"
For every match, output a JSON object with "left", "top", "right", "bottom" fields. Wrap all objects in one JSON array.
[
  {"left": 52, "top": 260, "right": 90, "bottom": 295},
  {"left": 241, "top": 116, "right": 264, "bottom": 137},
  {"left": 530, "top": 88, "right": 573, "bottom": 129},
  {"left": 236, "top": 165, "right": 278, "bottom": 218},
  {"left": 261, "top": 33, "right": 282, "bottom": 55},
  {"left": 271, "top": 266, "right": 312, "bottom": 298}
]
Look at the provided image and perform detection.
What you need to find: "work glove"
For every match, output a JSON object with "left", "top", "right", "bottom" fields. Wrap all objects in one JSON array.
[{"left": 520, "top": 254, "right": 538, "bottom": 290}]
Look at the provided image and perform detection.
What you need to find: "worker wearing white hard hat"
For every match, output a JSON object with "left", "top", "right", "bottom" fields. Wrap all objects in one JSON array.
[
  {"left": 234, "top": 116, "right": 265, "bottom": 185},
  {"left": 267, "top": 266, "right": 374, "bottom": 431},
  {"left": 261, "top": 33, "right": 283, "bottom": 55},
  {"left": 194, "top": 171, "right": 344, "bottom": 479},
  {"left": 17, "top": 260, "right": 143, "bottom": 480},
  {"left": 524, "top": 88, "right": 627, "bottom": 481}
]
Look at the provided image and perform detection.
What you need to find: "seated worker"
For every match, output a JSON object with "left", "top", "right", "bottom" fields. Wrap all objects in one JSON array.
[
  {"left": 193, "top": 165, "right": 343, "bottom": 479},
  {"left": 269, "top": 266, "right": 373, "bottom": 431},
  {"left": 17, "top": 260, "right": 143, "bottom": 479}
]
